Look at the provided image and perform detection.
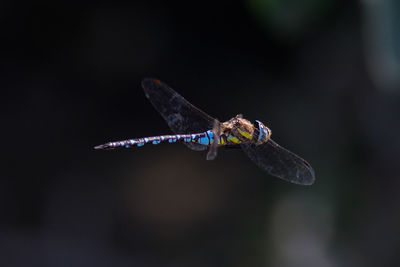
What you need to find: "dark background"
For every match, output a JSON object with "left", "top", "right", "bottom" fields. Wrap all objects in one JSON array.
[{"left": 2, "top": 0, "right": 400, "bottom": 266}]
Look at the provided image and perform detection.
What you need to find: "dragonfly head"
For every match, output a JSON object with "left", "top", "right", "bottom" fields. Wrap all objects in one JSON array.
[{"left": 254, "top": 120, "right": 271, "bottom": 144}]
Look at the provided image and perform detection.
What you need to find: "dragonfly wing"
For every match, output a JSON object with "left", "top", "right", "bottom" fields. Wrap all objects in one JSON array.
[
  {"left": 206, "top": 119, "right": 221, "bottom": 160},
  {"left": 241, "top": 139, "right": 315, "bottom": 185},
  {"left": 142, "top": 78, "right": 215, "bottom": 151}
]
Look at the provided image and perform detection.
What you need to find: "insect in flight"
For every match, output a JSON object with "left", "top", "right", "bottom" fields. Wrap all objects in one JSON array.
[{"left": 95, "top": 78, "right": 315, "bottom": 185}]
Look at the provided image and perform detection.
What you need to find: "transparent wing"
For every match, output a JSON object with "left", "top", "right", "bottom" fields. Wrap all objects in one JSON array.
[
  {"left": 141, "top": 78, "right": 215, "bottom": 151},
  {"left": 206, "top": 119, "right": 221, "bottom": 160},
  {"left": 241, "top": 139, "right": 315, "bottom": 185}
]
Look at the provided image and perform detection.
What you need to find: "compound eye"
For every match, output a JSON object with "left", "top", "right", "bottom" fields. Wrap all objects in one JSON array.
[
  {"left": 253, "top": 120, "right": 263, "bottom": 142},
  {"left": 264, "top": 128, "right": 271, "bottom": 137}
]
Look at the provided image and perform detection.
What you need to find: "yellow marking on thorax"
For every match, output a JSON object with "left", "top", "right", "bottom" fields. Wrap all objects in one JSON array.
[
  {"left": 227, "top": 134, "right": 241, "bottom": 144},
  {"left": 237, "top": 128, "right": 253, "bottom": 140},
  {"left": 218, "top": 137, "right": 225, "bottom": 145}
]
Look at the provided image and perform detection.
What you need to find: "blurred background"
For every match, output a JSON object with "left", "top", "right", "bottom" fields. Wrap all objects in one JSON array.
[{"left": 1, "top": 0, "right": 400, "bottom": 266}]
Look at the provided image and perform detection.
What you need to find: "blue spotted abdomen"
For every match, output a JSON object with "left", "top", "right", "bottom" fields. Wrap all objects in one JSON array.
[{"left": 94, "top": 130, "right": 215, "bottom": 150}]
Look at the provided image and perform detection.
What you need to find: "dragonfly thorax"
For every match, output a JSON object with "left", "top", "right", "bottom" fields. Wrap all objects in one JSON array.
[{"left": 220, "top": 115, "right": 271, "bottom": 145}]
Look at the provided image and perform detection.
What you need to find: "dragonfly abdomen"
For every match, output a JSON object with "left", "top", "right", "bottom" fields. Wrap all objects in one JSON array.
[{"left": 94, "top": 130, "right": 215, "bottom": 150}]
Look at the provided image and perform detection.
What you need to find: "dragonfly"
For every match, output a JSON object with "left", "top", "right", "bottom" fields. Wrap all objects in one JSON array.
[{"left": 95, "top": 78, "right": 315, "bottom": 185}]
